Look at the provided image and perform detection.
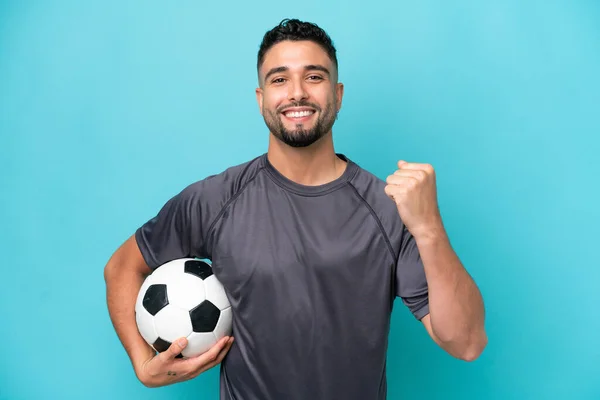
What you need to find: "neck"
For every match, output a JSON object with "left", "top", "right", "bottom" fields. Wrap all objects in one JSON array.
[{"left": 267, "top": 132, "right": 347, "bottom": 186}]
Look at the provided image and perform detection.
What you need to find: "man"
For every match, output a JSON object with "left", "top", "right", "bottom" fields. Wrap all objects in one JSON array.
[{"left": 104, "top": 18, "right": 487, "bottom": 399}]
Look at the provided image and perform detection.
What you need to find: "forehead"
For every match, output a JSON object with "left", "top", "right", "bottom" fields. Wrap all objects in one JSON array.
[{"left": 260, "top": 40, "right": 334, "bottom": 76}]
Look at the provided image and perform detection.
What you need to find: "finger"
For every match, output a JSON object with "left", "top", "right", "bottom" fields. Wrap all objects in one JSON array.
[
  {"left": 217, "top": 337, "right": 234, "bottom": 362},
  {"left": 185, "top": 336, "right": 231, "bottom": 369},
  {"left": 193, "top": 337, "right": 234, "bottom": 377},
  {"left": 392, "top": 169, "right": 424, "bottom": 179},
  {"left": 384, "top": 184, "right": 408, "bottom": 201},
  {"left": 189, "top": 338, "right": 234, "bottom": 378},
  {"left": 208, "top": 338, "right": 234, "bottom": 367},
  {"left": 397, "top": 161, "right": 434, "bottom": 173},
  {"left": 158, "top": 337, "right": 188, "bottom": 364},
  {"left": 386, "top": 174, "right": 418, "bottom": 186}
]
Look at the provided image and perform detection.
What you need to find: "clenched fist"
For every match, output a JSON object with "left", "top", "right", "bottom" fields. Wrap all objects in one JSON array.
[{"left": 384, "top": 160, "right": 444, "bottom": 241}]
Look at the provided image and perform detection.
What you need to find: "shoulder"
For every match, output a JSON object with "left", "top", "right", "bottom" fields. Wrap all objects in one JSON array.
[
  {"left": 158, "top": 155, "right": 266, "bottom": 228},
  {"left": 179, "top": 154, "right": 266, "bottom": 203}
]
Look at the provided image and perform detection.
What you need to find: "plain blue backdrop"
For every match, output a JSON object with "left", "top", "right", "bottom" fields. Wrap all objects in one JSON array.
[{"left": 1, "top": 1, "right": 599, "bottom": 399}]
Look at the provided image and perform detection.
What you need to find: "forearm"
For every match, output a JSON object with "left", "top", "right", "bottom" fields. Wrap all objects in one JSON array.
[
  {"left": 104, "top": 262, "right": 155, "bottom": 374},
  {"left": 416, "top": 228, "right": 487, "bottom": 358}
]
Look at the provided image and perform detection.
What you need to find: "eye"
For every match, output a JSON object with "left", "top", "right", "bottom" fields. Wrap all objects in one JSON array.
[
  {"left": 307, "top": 75, "right": 324, "bottom": 81},
  {"left": 271, "top": 77, "right": 286, "bottom": 84}
]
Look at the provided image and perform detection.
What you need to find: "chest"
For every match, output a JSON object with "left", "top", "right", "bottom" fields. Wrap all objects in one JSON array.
[{"left": 207, "top": 189, "right": 392, "bottom": 298}]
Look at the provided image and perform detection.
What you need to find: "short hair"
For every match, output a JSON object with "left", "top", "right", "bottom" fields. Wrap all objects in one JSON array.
[{"left": 257, "top": 18, "right": 338, "bottom": 74}]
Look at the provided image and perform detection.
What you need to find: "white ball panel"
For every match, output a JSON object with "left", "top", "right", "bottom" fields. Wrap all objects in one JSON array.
[
  {"left": 213, "top": 307, "right": 233, "bottom": 340},
  {"left": 154, "top": 305, "right": 193, "bottom": 343},
  {"left": 182, "top": 332, "right": 217, "bottom": 358},
  {"left": 164, "top": 271, "right": 206, "bottom": 311},
  {"left": 203, "top": 275, "right": 230, "bottom": 310},
  {"left": 135, "top": 306, "right": 158, "bottom": 345},
  {"left": 149, "top": 258, "right": 190, "bottom": 282}
]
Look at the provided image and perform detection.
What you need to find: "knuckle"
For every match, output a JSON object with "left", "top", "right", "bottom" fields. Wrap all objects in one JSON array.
[{"left": 203, "top": 351, "right": 218, "bottom": 363}]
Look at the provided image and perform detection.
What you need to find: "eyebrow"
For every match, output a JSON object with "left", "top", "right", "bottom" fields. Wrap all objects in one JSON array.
[{"left": 264, "top": 64, "right": 331, "bottom": 82}]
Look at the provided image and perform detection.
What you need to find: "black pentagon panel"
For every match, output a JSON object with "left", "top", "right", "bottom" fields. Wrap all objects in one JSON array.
[
  {"left": 190, "top": 300, "right": 221, "bottom": 332},
  {"left": 143, "top": 284, "right": 169, "bottom": 316},
  {"left": 184, "top": 260, "right": 213, "bottom": 280},
  {"left": 153, "top": 337, "right": 183, "bottom": 358},
  {"left": 152, "top": 337, "right": 170, "bottom": 353}
]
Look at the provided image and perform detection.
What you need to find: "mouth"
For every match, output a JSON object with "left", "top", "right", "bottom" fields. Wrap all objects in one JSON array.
[{"left": 281, "top": 107, "right": 316, "bottom": 122}]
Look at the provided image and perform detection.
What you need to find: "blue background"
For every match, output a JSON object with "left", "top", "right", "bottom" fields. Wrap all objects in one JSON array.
[{"left": 1, "top": 1, "right": 599, "bottom": 399}]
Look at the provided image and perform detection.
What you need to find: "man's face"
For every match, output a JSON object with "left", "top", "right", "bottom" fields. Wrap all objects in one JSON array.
[{"left": 256, "top": 40, "right": 344, "bottom": 148}]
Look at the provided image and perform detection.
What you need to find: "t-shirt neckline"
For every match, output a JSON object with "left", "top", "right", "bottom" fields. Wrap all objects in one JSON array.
[{"left": 261, "top": 153, "right": 358, "bottom": 196}]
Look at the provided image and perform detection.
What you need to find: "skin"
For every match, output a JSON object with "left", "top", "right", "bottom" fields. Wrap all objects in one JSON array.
[
  {"left": 256, "top": 40, "right": 487, "bottom": 361},
  {"left": 104, "top": 236, "right": 234, "bottom": 388},
  {"left": 104, "top": 38, "right": 487, "bottom": 389},
  {"left": 385, "top": 161, "right": 487, "bottom": 360},
  {"left": 256, "top": 40, "right": 347, "bottom": 186}
]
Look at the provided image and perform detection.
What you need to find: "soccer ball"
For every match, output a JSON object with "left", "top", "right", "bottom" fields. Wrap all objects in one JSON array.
[{"left": 134, "top": 258, "right": 232, "bottom": 358}]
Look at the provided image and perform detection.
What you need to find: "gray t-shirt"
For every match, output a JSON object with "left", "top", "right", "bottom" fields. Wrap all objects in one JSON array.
[{"left": 135, "top": 153, "right": 429, "bottom": 400}]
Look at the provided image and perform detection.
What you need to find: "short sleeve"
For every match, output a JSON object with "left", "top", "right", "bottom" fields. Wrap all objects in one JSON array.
[
  {"left": 135, "top": 182, "right": 209, "bottom": 269},
  {"left": 395, "top": 226, "right": 429, "bottom": 320}
]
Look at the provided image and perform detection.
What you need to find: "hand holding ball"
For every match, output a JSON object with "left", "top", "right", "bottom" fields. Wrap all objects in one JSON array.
[{"left": 135, "top": 258, "right": 233, "bottom": 358}]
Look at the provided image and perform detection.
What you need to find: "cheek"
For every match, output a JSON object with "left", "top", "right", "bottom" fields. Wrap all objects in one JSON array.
[
  {"left": 263, "top": 90, "right": 288, "bottom": 110},
  {"left": 315, "top": 87, "right": 336, "bottom": 106}
]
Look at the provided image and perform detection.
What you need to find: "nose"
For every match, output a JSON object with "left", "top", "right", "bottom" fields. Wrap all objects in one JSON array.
[{"left": 287, "top": 79, "right": 308, "bottom": 102}]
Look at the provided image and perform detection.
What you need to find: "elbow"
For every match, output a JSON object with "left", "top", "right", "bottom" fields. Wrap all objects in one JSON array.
[
  {"left": 432, "top": 326, "right": 488, "bottom": 362},
  {"left": 104, "top": 260, "right": 117, "bottom": 283},
  {"left": 104, "top": 256, "right": 127, "bottom": 285},
  {"left": 458, "top": 332, "right": 488, "bottom": 362}
]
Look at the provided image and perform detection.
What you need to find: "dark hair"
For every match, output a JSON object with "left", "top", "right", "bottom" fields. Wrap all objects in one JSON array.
[{"left": 257, "top": 19, "right": 338, "bottom": 72}]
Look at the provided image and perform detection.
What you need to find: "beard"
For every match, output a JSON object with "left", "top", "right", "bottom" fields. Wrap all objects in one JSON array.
[{"left": 263, "top": 100, "right": 338, "bottom": 148}]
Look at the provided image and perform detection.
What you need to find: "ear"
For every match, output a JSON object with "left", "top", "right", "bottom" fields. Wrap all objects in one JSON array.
[
  {"left": 335, "top": 82, "right": 344, "bottom": 112},
  {"left": 255, "top": 87, "right": 264, "bottom": 115}
]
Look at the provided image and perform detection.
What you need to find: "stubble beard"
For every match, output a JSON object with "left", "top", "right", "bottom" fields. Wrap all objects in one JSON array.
[{"left": 264, "top": 101, "right": 338, "bottom": 148}]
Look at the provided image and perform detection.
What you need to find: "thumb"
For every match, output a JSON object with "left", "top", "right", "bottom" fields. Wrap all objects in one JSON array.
[
  {"left": 397, "top": 160, "right": 407, "bottom": 168},
  {"left": 161, "top": 337, "right": 188, "bottom": 362}
]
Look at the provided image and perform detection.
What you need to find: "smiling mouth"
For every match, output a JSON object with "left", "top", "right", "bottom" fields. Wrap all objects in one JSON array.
[{"left": 282, "top": 109, "right": 316, "bottom": 120}]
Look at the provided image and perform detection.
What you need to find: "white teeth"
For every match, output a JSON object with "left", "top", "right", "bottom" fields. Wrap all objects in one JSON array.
[{"left": 285, "top": 110, "right": 313, "bottom": 118}]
